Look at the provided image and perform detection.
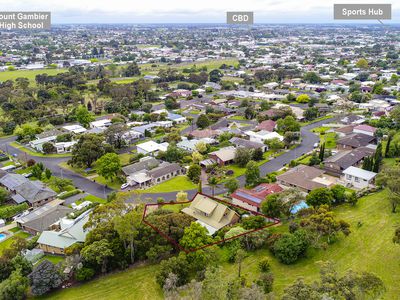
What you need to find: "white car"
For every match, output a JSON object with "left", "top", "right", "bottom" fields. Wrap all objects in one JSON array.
[
  {"left": 22, "top": 173, "right": 32, "bottom": 178},
  {"left": 121, "top": 183, "right": 130, "bottom": 190}
]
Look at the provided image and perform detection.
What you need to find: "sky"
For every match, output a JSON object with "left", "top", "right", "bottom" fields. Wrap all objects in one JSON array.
[{"left": 2, "top": 0, "right": 399, "bottom": 23}]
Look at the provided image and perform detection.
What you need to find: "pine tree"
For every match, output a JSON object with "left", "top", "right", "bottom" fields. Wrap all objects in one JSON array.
[
  {"left": 385, "top": 134, "right": 392, "bottom": 157},
  {"left": 373, "top": 143, "right": 382, "bottom": 173},
  {"left": 319, "top": 142, "right": 325, "bottom": 161}
]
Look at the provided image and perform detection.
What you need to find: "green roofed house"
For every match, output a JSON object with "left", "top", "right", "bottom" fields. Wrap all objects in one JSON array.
[
  {"left": 182, "top": 193, "right": 239, "bottom": 235},
  {"left": 37, "top": 210, "right": 91, "bottom": 255}
]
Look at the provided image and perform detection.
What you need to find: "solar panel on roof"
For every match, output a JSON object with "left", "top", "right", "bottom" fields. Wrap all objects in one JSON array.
[{"left": 236, "top": 191, "right": 262, "bottom": 204}]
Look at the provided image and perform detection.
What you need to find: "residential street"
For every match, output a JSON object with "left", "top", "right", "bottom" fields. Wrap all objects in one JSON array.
[{"left": 0, "top": 117, "right": 333, "bottom": 202}]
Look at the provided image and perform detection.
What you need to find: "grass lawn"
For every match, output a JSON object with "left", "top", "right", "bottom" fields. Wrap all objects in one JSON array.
[
  {"left": 0, "top": 231, "right": 31, "bottom": 255},
  {"left": 383, "top": 157, "right": 399, "bottom": 167},
  {"left": 80, "top": 194, "right": 107, "bottom": 204},
  {"left": 38, "top": 263, "right": 163, "bottom": 300},
  {"left": 118, "top": 153, "right": 132, "bottom": 166},
  {"left": 10, "top": 142, "right": 71, "bottom": 158},
  {"left": 228, "top": 115, "right": 246, "bottom": 121},
  {"left": 0, "top": 68, "right": 67, "bottom": 83},
  {"left": 37, "top": 255, "right": 65, "bottom": 265},
  {"left": 93, "top": 175, "right": 122, "bottom": 190},
  {"left": 39, "top": 190, "right": 400, "bottom": 299},
  {"left": 139, "top": 176, "right": 196, "bottom": 193},
  {"left": 320, "top": 132, "right": 337, "bottom": 149}
]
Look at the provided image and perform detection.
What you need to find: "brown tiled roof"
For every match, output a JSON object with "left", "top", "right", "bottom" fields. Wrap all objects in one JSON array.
[{"left": 276, "top": 165, "right": 326, "bottom": 191}]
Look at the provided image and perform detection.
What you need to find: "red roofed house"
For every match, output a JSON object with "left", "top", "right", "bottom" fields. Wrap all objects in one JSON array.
[
  {"left": 353, "top": 125, "right": 377, "bottom": 137},
  {"left": 231, "top": 183, "right": 283, "bottom": 212},
  {"left": 256, "top": 120, "right": 276, "bottom": 132}
]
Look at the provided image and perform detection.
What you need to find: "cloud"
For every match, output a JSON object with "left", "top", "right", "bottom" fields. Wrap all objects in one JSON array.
[{"left": 1, "top": 0, "right": 399, "bottom": 23}]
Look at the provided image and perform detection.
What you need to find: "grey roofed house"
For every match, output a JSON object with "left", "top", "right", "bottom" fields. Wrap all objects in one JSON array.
[
  {"left": 0, "top": 173, "right": 27, "bottom": 190},
  {"left": 122, "top": 157, "right": 159, "bottom": 176},
  {"left": 229, "top": 137, "right": 267, "bottom": 151},
  {"left": 35, "top": 129, "right": 62, "bottom": 139},
  {"left": 14, "top": 180, "right": 57, "bottom": 206},
  {"left": 147, "top": 162, "right": 183, "bottom": 179},
  {"left": 16, "top": 199, "right": 72, "bottom": 234},
  {"left": 276, "top": 165, "right": 329, "bottom": 192},
  {"left": 323, "top": 147, "right": 375, "bottom": 176},
  {"left": 337, "top": 133, "right": 376, "bottom": 149}
]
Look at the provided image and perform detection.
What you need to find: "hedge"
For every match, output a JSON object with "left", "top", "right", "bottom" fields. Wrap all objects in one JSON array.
[
  {"left": 58, "top": 189, "right": 81, "bottom": 200},
  {"left": 0, "top": 203, "right": 29, "bottom": 219}
]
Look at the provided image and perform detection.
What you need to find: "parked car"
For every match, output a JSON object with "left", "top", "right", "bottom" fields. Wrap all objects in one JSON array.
[{"left": 121, "top": 183, "right": 130, "bottom": 190}]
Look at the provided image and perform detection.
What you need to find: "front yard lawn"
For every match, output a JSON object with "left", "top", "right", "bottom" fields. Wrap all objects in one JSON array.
[
  {"left": 140, "top": 176, "right": 196, "bottom": 193},
  {"left": 9, "top": 142, "right": 71, "bottom": 158}
]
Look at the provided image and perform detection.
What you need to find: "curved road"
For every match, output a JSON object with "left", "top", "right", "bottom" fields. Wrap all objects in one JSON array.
[{"left": 0, "top": 117, "right": 333, "bottom": 202}]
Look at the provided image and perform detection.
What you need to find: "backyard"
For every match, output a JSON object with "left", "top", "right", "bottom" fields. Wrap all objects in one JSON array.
[{"left": 39, "top": 190, "right": 400, "bottom": 299}]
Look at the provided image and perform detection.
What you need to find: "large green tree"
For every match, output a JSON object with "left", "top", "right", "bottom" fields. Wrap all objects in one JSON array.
[
  {"left": 71, "top": 134, "right": 114, "bottom": 168},
  {"left": 96, "top": 153, "right": 121, "bottom": 180}
]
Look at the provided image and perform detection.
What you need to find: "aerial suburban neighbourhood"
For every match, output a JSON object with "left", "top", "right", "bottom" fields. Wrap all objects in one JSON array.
[{"left": 0, "top": 2, "right": 399, "bottom": 299}]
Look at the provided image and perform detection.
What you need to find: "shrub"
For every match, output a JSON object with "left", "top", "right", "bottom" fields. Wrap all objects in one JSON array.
[
  {"left": 258, "top": 259, "right": 271, "bottom": 273},
  {"left": 0, "top": 203, "right": 29, "bottom": 219},
  {"left": 75, "top": 267, "right": 95, "bottom": 282}
]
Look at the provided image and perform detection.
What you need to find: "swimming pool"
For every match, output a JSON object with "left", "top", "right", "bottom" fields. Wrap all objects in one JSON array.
[{"left": 0, "top": 233, "right": 6, "bottom": 242}]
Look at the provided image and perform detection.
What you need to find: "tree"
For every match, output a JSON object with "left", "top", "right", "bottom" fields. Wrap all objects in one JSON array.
[
  {"left": 31, "top": 162, "right": 44, "bottom": 179},
  {"left": 330, "top": 184, "right": 346, "bottom": 204},
  {"left": 245, "top": 160, "right": 260, "bottom": 186},
  {"left": 346, "top": 190, "right": 358, "bottom": 206},
  {"left": 75, "top": 105, "right": 95, "bottom": 128},
  {"left": 122, "top": 62, "right": 141, "bottom": 77},
  {"left": 156, "top": 254, "right": 190, "bottom": 287},
  {"left": 318, "top": 142, "right": 325, "bottom": 161},
  {"left": 28, "top": 260, "right": 63, "bottom": 296},
  {"left": 44, "top": 168, "right": 52, "bottom": 180},
  {"left": 209, "top": 69, "right": 223, "bottom": 83},
  {"left": 265, "top": 137, "right": 285, "bottom": 151},
  {"left": 71, "top": 134, "right": 114, "bottom": 168},
  {"left": 300, "top": 205, "right": 350, "bottom": 245},
  {"left": 234, "top": 147, "right": 252, "bottom": 167},
  {"left": 272, "top": 229, "right": 309, "bottom": 264},
  {"left": 306, "top": 188, "right": 334, "bottom": 207},
  {"left": 256, "top": 272, "right": 274, "bottom": 294},
  {"left": 261, "top": 193, "right": 283, "bottom": 218},
  {"left": 372, "top": 143, "right": 383, "bottom": 173},
  {"left": 113, "top": 208, "right": 142, "bottom": 264},
  {"left": 304, "top": 107, "right": 318, "bottom": 121},
  {"left": 356, "top": 58, "right": 369, "bottom": 69},
  {"left": 283, "top": 261, "right": 384, "bottom": 300},
  {"left": 304, "top": 72, "right": 321, "bottom": 83},
  {"left": 385, "top": 134, "right": 392, "bottom": 157},
  {"left": 207, "top": 176, "right": 219, "bottom": 196},
  {"left": 0, "top": 187, "right": 9, "bottom": 205},
  {"left": 187, "top": 164, "right": 202, "bottom": 183},
  {"left": 81, "top": 239, "right": 114, "bottom": 274},
  {"left": 42, "top": 142, "right": 56, "bottom": 154},
  {"left": 376, "top": 167, "right": 400, "bottom": 212},
  {"left": 195, "top": 141, "right": 208, "bottom": 154},
  {"left": 277, "top": 116, "right": 300, "bottom": 133},
  {"left": 235, "top": 249, "right": 246, "bottom": 278},
  {"left": 0, "top": 269, "right": 28, "bottom": 300},
  {"left": 162, "top": 144, "right": 183, "bottom": 162},
  {"left": 104, "top": 123, "right": 129, "bottom": 149},
  {"left": 176, "top": 191, "right": 188, "bottom": 202},
  {"left": 201, "top": 267, "right": 227, "bottom": 300},
  {"left": 296, "top": 94, "right": 310, "bottom": 103},
  {"left": 196, "top": 114, "right": 210, "bottom": 129},
  {"left": 96, "top": 153, "right": 121, "bottom": 181},
  {"left": 180, "top": 222, "right": 213, "bottom": 251},
  {"left": 225, "top": 178, "right": 239, "bottom": 194},
  {"left": 241, "top": 216, "right": 266, "bottom": 230},
  {"left": 252, "top": 148, "right": 264, "bottom": 161}
]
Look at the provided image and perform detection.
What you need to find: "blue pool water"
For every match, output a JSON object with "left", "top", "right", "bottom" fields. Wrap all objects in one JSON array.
[
  {"left": 0, "top": 233, "right": 6, "bottom": 242},
  {"left": 291, "top": 201, "right": 309, "bottom": 214}
]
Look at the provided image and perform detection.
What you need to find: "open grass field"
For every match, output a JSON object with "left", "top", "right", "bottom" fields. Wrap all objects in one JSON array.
[
  {"left": 0, "top": 68, "right": 67, "bottom": 83},
  {"left": 39, "top": 190, "right": 400, "bottom": 299},
  {"left": 140, "top": 176, "right": 197, "bottom": 193}
]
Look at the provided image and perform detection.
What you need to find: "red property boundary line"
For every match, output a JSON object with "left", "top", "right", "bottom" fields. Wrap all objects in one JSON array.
[{"left": 142, "top": 192, "right": 281, "bottom": 253}]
